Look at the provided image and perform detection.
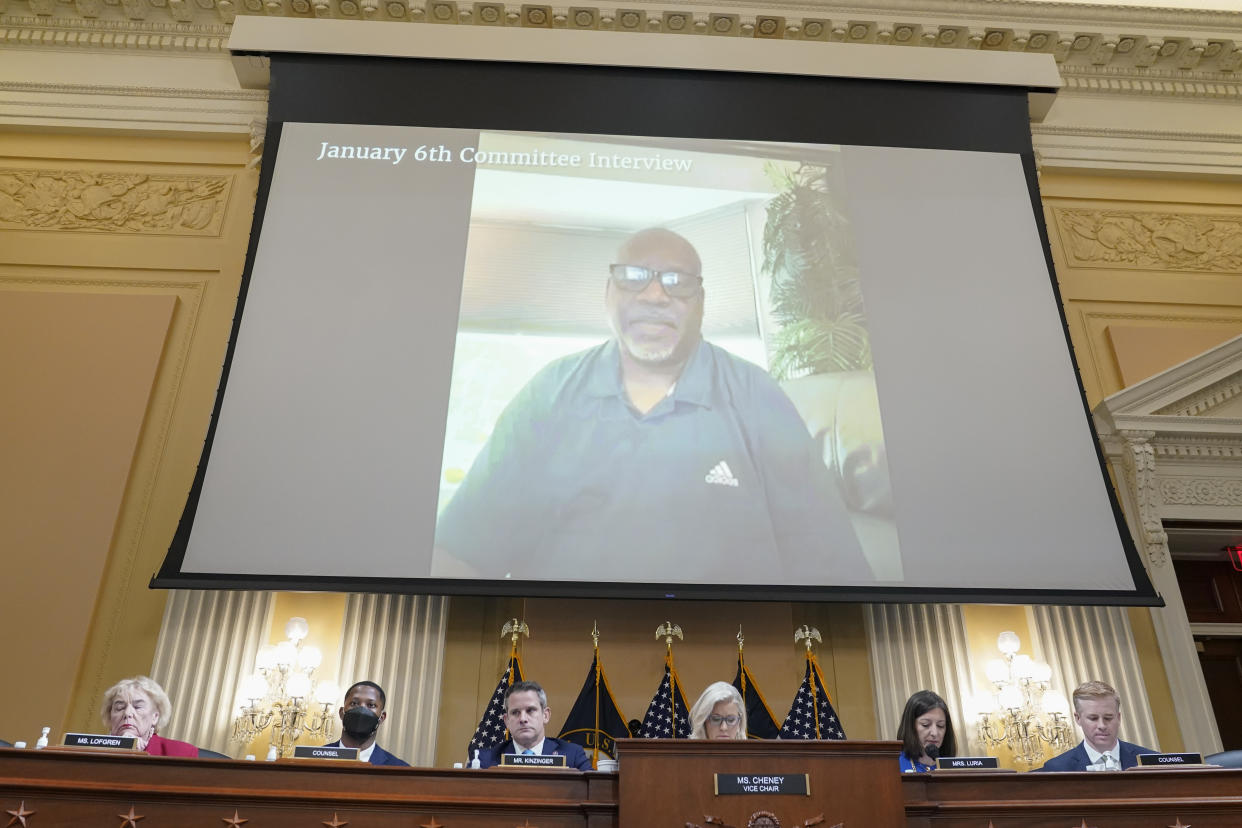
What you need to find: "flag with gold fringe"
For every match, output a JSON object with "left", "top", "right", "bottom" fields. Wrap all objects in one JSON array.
[
  {"left": 779, "top": 649, "right": 846, "bottom": 740},
  {"left": 732, "top": 650, "right": 781, "bottom": 739},
  {"left": 558, "top": 642, "right": 631, "bottom": 767},
  {"left": 467, "top": 648, "right": 524, "bottom": 760},
  {"left": 639, "top": 652, "right": 690, "bottom": 738}
]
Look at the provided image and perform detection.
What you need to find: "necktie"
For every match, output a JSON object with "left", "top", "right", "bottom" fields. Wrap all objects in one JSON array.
[
  {"left": 523, "top": 749, "right": 534, "bottom": 755},
  {"left": 1089, "top": 753, "right": 1118, "bottom": 771}
]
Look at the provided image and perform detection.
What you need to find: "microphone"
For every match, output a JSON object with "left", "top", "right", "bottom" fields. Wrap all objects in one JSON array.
[{"left": 925, "top": 744, "right": 941, "bottom": 761}]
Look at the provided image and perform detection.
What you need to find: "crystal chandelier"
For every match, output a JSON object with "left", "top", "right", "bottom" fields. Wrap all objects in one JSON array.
[
  {"left": 972, "top": 630, "right": 1073, "bottom": 768},
  {"left": 231, "top": 617, "right": 339, "bottom": 757}
]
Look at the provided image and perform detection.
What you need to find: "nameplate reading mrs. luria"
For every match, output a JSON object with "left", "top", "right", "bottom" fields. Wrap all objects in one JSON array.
[
  {"left": 293, "top": 745, "right": 359, "bottom": 761},
  {"left": 714, "top": 774, "right": 810, "bottom": 795},
  {"left": 1137, "top": 752, "right": 1203, "bottom": 767},
  {"left": 501, "top": 754, "right": 567, "bottom": 767},
  {"left": 62, "top": 733, "right": 138, "bottom": 750},
  {"left": 938, "top": 756, "right": 1000, "bottom": 770}
]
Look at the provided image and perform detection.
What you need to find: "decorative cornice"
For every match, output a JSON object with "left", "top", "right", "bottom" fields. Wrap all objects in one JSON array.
[
  {"left": 0, "top": 14, "right": 233, "bottom": 47},
  {"left": 1058, "top": 64, "right": 1242, "bottom": 100},
  {"left": 1154, "top": 377, "right": 1242, "bottom": 417},
  {"left": 1033, "top": 124, "right": 1242, "bottom": 143},
  {"left": 1154, "top": 437, "right": 1242, "bottom": 459},
  {"left": 1, "top": 1, "right": 1239, "bottom": 99},
  {"left": 0, "top": 81, "right": 267, "bottom": 101}
]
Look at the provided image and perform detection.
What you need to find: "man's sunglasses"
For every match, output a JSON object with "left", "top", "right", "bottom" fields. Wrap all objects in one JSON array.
[{"left": 609, "top": 264, "right": 702, "bottom": 299}]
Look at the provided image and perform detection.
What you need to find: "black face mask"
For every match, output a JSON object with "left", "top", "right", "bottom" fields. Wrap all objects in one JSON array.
[{"left": 341, "top": 707, "right": 380, "bottom": 741}]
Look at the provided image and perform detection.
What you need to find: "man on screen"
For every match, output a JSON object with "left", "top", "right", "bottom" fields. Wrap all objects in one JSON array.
[
  {"left": 1036, "top": 680, "right": 1154, "bottom": 772},
  {"left": 433, "top": 227, "right": 868, "bottom": 584},
  {"left": 476, "top": 681, "right": 592, "bottom": 770}
]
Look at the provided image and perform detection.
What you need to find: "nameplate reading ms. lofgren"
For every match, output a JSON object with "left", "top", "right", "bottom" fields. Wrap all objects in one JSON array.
[
  {"left": 293, "top": 745, "right": 360, "bottom": 761},
  {"left": 62, "top": 733, "right": 138, "bottom": 750},
  {"left": 1137, "top": 752, "right": 1203, "bottom": 767},
  {"left": 938, "top": 756, "right": 1000, "bottom": 770},
  {"left": 714, "top": 774, "right": 810, "bottom": 795},
  {"left": 500, "top": 754, "right": 568, "bottom": 767}
]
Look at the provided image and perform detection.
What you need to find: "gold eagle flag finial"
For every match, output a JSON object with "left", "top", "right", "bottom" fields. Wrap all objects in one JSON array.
[
  {"left": 794, "top": 625, "right": 822, "bottom": 653},
  {"left": 737, "top": 625, "right": 745, "bottom": 653},
  {"left": 655, "top": 621, "right": 683, "bottom": 652},
  {"left": 500, "top": 618, "right": 530, "bottom": 647},
  {"left": 590, "top": 620, "right": 600, "bottom": 649}
]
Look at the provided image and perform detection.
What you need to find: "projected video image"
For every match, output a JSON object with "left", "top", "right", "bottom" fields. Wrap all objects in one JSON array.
[
  {"left": 177, "top": 118, "right": 1142, "bottom": 597},
  {"left": 430, "top": 132, "right": 899, "bottom": 585}
]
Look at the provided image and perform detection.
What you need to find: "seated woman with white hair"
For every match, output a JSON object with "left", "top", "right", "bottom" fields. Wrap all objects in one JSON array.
[
  {"left": 689, "top": 681, "right": 747, "bottom": 740},
  {"left": 101, "top": 675, "right": 197, "bottom": 757}
]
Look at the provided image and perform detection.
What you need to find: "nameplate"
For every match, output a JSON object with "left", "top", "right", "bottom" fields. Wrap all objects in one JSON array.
[
  {"left": 293, "top": 745, "right": 359, "bottom": 761},
  {"left": 62, "top": 733, "right": 138, "bottom": 750},
  {"left": 714, "top": 774, "right": 810, "bottom": 796},
  {"left": 1137, "top": 752, "right": 1202, "bottom": 767},
  {"left": 938, "top": 756, "right": 999, "bottom": 770},
  {"left": 500, "top": 753, "right": 567, "bottom": 767}
]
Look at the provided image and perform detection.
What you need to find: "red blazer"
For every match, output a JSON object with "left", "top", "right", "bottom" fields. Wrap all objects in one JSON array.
[{"left": 145, "top": 733, "right": 198, "bottom": 757}]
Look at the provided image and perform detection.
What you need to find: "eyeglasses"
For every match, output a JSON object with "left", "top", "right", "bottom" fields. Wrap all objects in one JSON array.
[
  {"left": 707, "top": 714, "right": 741, "bottom": 727},
  {"left": 609, "top": 264, "right": 702, "bottom": 299}
]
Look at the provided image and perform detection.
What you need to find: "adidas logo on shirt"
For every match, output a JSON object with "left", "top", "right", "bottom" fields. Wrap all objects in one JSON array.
[{"left": 704, "top": 461, "right": 739, "bottom": 487}]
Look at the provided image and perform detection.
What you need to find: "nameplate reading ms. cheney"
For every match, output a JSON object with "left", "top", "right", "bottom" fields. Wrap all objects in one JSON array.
[
  {"left": 62, "top": 733, "right": 138, "bottom": 750},
  {"left": 293, "top": 745, "right": 360, "bottom": 761},
  {"left": 500, "top": 754, "right": 568, "bottom": 768},
  {"left": 714, "top": 774, "right": 810, "bottom": 795}
]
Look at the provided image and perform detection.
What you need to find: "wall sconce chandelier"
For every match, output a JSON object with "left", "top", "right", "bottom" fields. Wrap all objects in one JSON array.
[
  {"left": 972, "top": 630, "right": 1073, "bottom": 768},
  {"left": 231, "top": 616, "right": 339, "bottom": 757}
]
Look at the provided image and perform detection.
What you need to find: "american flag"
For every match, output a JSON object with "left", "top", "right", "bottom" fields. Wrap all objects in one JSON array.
[
  {"left": 467, "top": 653, "right": 523, "bottom": 758},
  {"left": 639, "top": 654, "right": 690, "bottom": 738},
  {"left": 779, "top": 653, "right": 846, "bottom": 740}
]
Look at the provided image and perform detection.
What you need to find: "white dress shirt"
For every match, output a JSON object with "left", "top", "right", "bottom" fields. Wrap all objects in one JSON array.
[{"left": 1083, "top": 741, "right": 1121, "bottom": 771}]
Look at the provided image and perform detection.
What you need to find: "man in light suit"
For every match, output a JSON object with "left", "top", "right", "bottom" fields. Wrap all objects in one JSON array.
[
  {"left": 1037, "top": 680, "right": 1154, "bottom": 772},
  {"left": 476, "top": 680, "right": 592, "bottom": 770},
  {"left": 324, "top": 680, "right": 409, "bottom": 767}
]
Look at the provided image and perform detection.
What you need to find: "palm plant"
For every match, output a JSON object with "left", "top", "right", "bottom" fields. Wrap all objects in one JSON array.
[{"left": 762, "top": 162, "right": 871, "bottom": 380}]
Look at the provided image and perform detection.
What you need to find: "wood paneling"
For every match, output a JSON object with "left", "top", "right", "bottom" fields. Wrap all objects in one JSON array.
[{"left": 5, "top": 747, "right": 1242, "bottom": 827}]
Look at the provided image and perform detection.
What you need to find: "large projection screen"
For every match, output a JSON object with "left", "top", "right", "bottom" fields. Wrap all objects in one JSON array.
[{"left": 157, "top": 51, "right": 1157, "bottom": 605}]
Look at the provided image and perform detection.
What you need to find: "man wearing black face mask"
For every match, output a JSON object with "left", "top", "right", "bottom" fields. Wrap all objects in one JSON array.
[{"left": 324, "top": 680, "right": 409, "bottom": 766}]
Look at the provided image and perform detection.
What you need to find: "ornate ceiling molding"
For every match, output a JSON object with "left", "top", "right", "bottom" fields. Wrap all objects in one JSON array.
[
  {"left": 1, "top": 0, "right": 1238, "bottom": 90},
  {"left": 1154, "top": 377, "right": 1242, "bottom": 418},
  {"left": 2, "top": 0, "right": 1239, "bottom": 148}
]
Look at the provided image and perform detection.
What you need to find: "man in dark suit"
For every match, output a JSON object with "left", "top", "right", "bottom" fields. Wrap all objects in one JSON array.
[
  {"left": 1038, "top": 680, "right": 1154, "bottom": 772},
  {"left": 476, "top": 680, "right": 592, "bottom": 770},
  {"left": 324, "top": 680, "right": 409, "bottom": 767}
]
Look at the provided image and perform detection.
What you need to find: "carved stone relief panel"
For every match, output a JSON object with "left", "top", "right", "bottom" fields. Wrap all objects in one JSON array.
[
  {"left": 1159, "top": 477, "right": 1242, "bottom": 507},
  {"left": 1052, "top": 208, "right": 1242, "bottom": 273},
  {"left": 0, "top": 168, "right": 230, "bottom": 235}
]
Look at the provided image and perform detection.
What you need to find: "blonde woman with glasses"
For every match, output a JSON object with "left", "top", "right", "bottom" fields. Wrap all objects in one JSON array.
[{"left": 689, "top": 681, "right": 747, "bottom": 740}]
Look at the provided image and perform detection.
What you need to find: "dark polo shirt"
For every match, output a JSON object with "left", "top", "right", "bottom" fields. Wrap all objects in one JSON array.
[{"left": 433, "top": 339, "right": 868, "bottom": 584}]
